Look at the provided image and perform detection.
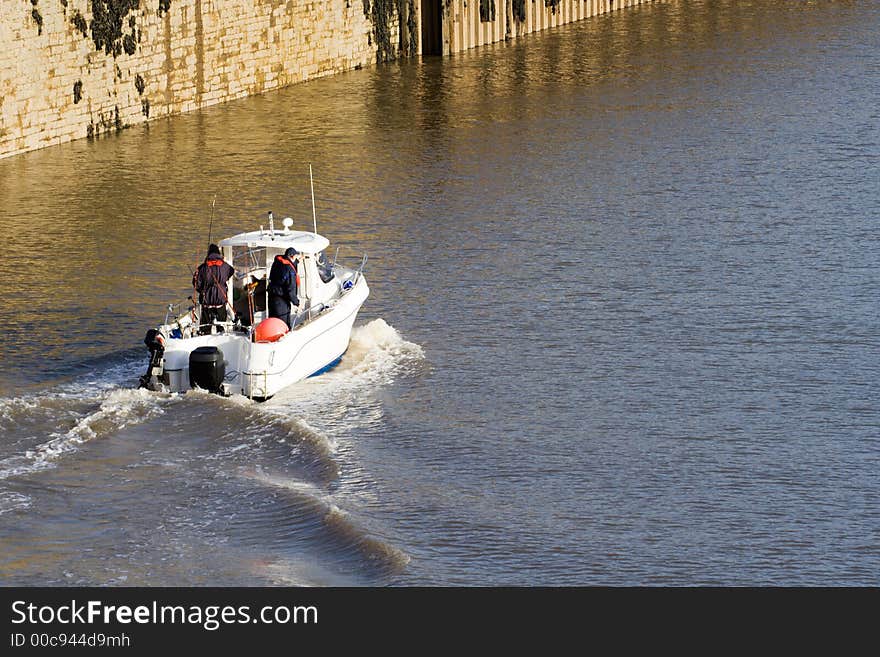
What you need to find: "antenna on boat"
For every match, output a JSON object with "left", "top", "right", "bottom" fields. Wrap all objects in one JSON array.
[
  {"left": 309, "top": 163, "right": 318, "bottom": 235},
  {"left": 207, "top": 196, "right": 217, "bottom": 247}
]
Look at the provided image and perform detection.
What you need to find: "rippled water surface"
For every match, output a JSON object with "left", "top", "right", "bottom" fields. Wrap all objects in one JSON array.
[{"left": 0, "top": 0, "right": 878, "bottom": 585}]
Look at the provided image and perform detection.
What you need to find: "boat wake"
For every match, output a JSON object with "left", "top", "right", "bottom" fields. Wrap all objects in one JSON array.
[
  {"left": 0, "top": 318, "right": 423, "bottom": 484},
  {"left": 332, "top": 317, "right": 426, "bottom": 383},
  {"left": 239, "top": 467, "right": 411, "bottom": 576},
  {"left": 0, "top": 318, "right": 421, "bottom": 583},
  {"left": 0, "top": 490, "right": 31, "bottom": 516},
  {"left": 188, "top": 391, "right": 343, "bottom": 482},
  {"left": 0, "top": 387, "right": 171, "bottom": 482},
  {"left": 264, "top": 318, "right": 425, "bottom": 418}
]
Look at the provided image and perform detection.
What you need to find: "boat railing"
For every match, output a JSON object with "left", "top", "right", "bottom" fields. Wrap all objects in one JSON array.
[
  {"left": 163, "top": 298, "right": 195, "bottom": 326},
  {"left": 354, "top": 253, "right": 368, "bottom": 284},
  {"left": 290, "top": 301, "right": 329, "bottom": 331},
  {"left": 164, "top": 297, "right": 245, "bottom": 337},
  {"left": 331, "top": 246, "right": 368, "bottom": 285}
]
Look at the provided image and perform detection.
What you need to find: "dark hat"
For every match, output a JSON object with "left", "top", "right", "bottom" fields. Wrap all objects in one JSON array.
[
  {"left": 207, "top": 243, "right": 221, "bottom": 256},
  {"left": 284, "top": 247, "right": 298, "bottom": 258}
]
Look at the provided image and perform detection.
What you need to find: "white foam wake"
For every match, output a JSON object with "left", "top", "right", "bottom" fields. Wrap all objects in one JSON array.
[
  {"left": 343, "top": 318, "right": 426, "bottom": 380},
  {"left": 0, "top": 388, "right": 167, "bottom": 481},
  {"left": 0, "top": 490, "right": 32, "bottom": 516},
  {"left": 265, "top": 318, "right": 425, "bottom": 410}
]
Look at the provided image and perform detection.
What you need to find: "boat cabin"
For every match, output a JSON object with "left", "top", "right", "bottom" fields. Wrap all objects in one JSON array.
[{"left": 218, "top": 221, "right": 339, "bottom": 328}]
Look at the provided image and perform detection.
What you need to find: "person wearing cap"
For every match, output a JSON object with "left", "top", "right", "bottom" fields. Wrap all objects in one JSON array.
[
  {"left": 193, "top": 243, "right": 235, "bottom": 334},
  {"left": 268, "top": 247, "right": 299, "bottom": 328}
]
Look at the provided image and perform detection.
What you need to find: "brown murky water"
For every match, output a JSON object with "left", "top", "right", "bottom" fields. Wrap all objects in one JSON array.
[{"left": 0, "top": 0, "right": 878, "bottom": 584}]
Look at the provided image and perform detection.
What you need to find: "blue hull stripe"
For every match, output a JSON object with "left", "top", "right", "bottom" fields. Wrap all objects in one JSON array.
[{"left": 307, "top": 350, "right": 346, "bottom": 378}]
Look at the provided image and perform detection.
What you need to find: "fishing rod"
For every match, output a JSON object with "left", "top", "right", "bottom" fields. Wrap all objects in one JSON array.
[
  {"left": 309, "top": 164, "right": 317, "bottom": 235},
  {"left": 207, "top": 195, "right": 217, "bottom": 247},
  {"left": 191, "top": 196, "right": 217, "bottom": 272}
]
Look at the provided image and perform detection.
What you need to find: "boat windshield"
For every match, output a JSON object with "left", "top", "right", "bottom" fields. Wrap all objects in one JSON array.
[{"left": 231, "top": 246, "right": 266, "bottom": 276}]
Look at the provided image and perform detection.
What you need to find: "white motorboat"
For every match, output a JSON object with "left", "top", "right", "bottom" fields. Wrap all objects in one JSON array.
[{"left": 139, "top": 212, "right": 369, "bottom": 401}]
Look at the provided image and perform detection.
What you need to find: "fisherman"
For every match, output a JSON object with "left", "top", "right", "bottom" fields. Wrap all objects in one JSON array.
[
  {"left": 268, "top": 247, "right": 299, "bottom": 328},
  {"left": 193, "top": 243, "right": 235, "bottom": 334}
]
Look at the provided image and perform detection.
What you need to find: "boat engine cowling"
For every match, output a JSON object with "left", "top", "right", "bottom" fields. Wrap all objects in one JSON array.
[
  {"left": 143, "top": 328, "right": 165, "bottom": 351},
  {"left": 139, "top": 329, "right": 166, "bottom": 390},
  {"left": 189, "top": 346, "right": 225, "bottom": 393}
]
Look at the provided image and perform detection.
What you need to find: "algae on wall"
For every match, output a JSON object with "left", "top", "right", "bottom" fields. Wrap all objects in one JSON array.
[
  {"left": 366, "top": 0, "right": 417, "bottom": 62},
  {"left": 89, "top": 0, "right": 141, "bottom": 57}
]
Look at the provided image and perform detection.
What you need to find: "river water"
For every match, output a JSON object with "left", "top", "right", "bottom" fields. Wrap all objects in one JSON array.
[{"left": 0, "top": 0, "right": 878, "bottom": 585}]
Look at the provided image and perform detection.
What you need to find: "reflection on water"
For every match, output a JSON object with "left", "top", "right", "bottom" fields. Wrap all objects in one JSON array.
[{"left": 0, "top": 0, "right": 878, "bottom": 584}]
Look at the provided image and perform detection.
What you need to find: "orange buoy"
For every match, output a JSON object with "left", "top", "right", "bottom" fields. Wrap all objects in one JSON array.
[{"left": 254, "top": 317, "right": 289, "bottom": 343}]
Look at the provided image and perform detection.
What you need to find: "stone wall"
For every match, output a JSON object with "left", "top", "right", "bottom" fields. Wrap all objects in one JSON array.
[
  {"left": 0, "top": 0, "right": 657, "bottom": 159},
  {"left": 0, "top": 0, "right": 392, "bottom": 159}
]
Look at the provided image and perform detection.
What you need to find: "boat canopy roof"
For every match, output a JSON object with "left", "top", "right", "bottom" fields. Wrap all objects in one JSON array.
[{"left": 219, "top": 230, "right": 330, "bottom": 254}]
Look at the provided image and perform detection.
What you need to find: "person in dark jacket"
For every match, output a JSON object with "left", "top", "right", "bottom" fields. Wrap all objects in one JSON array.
[
  {"left": 193, "top": 244, "right": 235, "bottom": 334},
  {"left": 268, "top": 247, "right": 299, "bottom": 328}
]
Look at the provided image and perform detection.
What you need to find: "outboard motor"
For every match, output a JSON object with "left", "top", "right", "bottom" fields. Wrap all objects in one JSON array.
[
  {"left": 139, "top": 329, "right": 166, "bottom": 390},
  {"left": 189, "top": 346, "right": 225, "bottom": 393}
]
